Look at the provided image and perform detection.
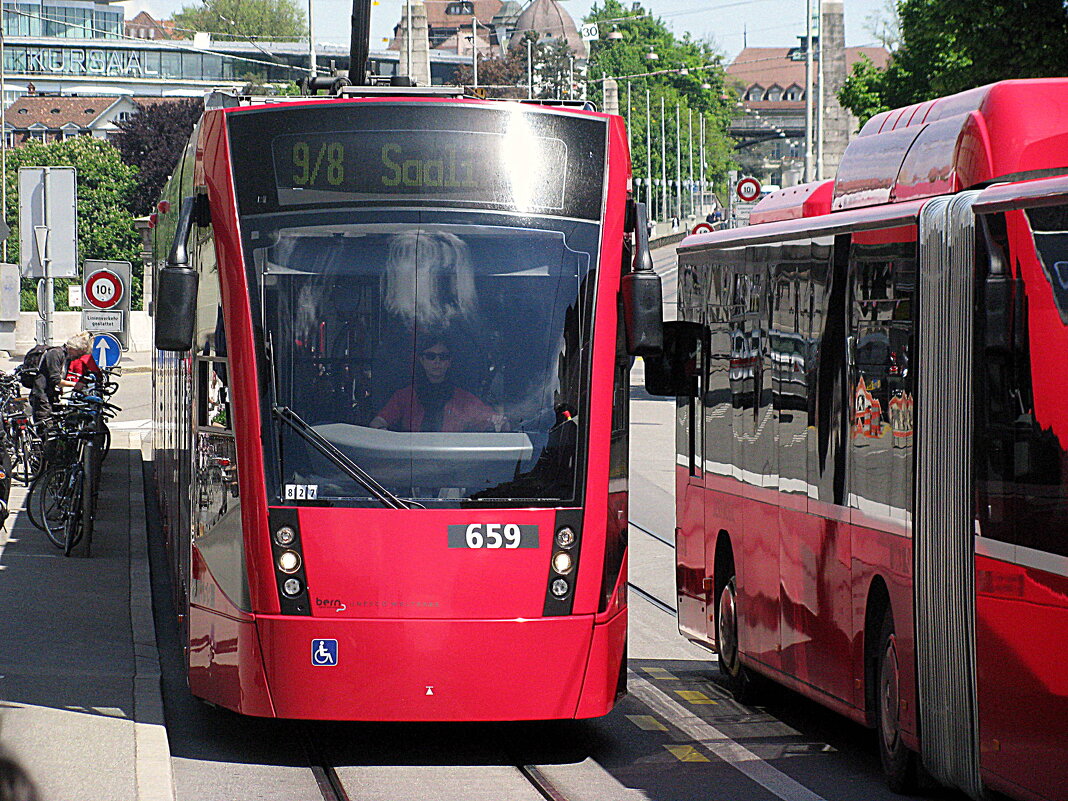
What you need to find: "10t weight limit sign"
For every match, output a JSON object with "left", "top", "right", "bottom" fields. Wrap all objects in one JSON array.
[{"left": 84, "top": 269, "right": 123, "bottom": 310}]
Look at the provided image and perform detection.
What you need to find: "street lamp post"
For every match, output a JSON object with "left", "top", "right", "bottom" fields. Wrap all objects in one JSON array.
[
  {"left": 699, "top": 113, "right": 706, "bottom": 212},
  {"left": 675, "top": 103, "right": 682, "bottom": 220},
  {"left": 308, "top": 0, "right": 316, "bottom": 77},
  {"left": 804, "top": 0, "right": 814, "bottom": 181},
  {"left": 660, "top": 95, "right": 666, "bottom": 223},
  {"left": 687, "top": 107, "right": 693, "bottom": 218},
  {"left": 645, "top": 86, "right": 652, "bottom": 218}
]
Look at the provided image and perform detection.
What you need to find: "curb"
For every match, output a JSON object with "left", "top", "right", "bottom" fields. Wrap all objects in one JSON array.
[{"left": 124, "top": 432, "right": 175, "bottom": 801}]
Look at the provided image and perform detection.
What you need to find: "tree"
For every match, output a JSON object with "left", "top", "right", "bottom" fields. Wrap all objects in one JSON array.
[
  {"left": 840, "top": 0, "right": 1068, "bottom": 126},
  {"left": 4, "top": 137, "right": 142, "bottom": 310},
  {"left": 584, "top": 0, "right": 736, "bottom": 210},
  {"left": 452, "top": 37, "right": 531, "bottom": 98},
  {"left": 112, "top": 98, "right": 203, "bottom": 216},
  {"left": 173, "top": 0, "right": 306, "bottom": 40}
]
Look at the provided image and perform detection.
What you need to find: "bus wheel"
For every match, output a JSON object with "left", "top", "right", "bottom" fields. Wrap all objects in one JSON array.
[
  {"left": 876, "top": 611, "right": 917, "bottom": 792},
  {"left": 717, "top": 576, "right": 756, "bottom": 703}
]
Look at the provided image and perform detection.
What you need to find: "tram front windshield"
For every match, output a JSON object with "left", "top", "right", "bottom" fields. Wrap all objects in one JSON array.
[{"left": 252, "top": 215, "right": 596, "bottom": 506}]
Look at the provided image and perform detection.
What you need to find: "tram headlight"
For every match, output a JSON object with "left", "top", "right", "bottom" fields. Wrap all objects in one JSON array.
[
  {"left": 278, "top": 549, "right": 302, "bottom": 574},
  {"left": 555, "top": 526, "right": 576, "bottom": 549},
  {"left": 552, "top": 551, "right": 574, "bottom": 575},
  {"left": 282, "top": 577, "right": 302, "bottom": 597},
  {"left": 551, "top": 578, "right": 570, "bottom": 598},
  {"left": 274, "top": 525, "right": 297, "bottom": 546}
]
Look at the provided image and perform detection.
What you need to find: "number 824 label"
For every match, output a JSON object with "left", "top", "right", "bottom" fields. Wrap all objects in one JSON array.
[{"left": 447, "top": 523, "right": 539, "bottom": 549}]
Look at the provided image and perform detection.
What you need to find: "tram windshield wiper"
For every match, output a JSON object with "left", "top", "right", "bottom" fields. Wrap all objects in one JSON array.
[{"left": 270, "top": 405, "right": 423, "bottom": 510}]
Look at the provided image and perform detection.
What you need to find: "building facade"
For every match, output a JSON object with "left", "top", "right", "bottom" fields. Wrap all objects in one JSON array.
[{"left": 726, "top": 1, "right": 888, "bottom": 186}]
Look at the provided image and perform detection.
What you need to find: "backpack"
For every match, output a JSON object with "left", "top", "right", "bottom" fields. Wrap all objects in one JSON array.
[{"left": 18, "top": 344, "right": 53, "bottom": 389}]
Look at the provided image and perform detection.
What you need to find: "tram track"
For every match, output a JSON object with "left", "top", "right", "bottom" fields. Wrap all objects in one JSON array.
[{"left": 302, "top": 724, "right": 579, "bottom": 801}]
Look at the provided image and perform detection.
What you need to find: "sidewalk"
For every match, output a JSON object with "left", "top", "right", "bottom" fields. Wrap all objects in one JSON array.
[{"left": 0, "top": 427, "right": 173, "bottom": 800}]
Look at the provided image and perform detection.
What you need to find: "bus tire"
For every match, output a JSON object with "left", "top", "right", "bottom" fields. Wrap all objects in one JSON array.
[
  {"left": 717, "top": 575, "right": 757, "bottom": 703},
  {"left": 876, "top": 610, "right": 917, "bottom": 793}
]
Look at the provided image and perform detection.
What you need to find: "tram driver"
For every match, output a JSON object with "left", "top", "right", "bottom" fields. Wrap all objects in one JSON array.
[{"left": 370, "top": 336, "right": 506, "bottom": 433}]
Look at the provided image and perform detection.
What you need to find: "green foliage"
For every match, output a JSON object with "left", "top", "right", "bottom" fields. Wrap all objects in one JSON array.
[
  {"left": 5, "top": 137, "right": 142, "bottom": 310},
  {"left": 112, "top": 98, "right": 202, "bottom": 216},
  {"left": 585, "top": 0, "right": 736, "bottom": 205},
  {"left": 173, "top": 0, "right": 306, "bottom": 40},
  {"left": 840, "top": 0, "right": 1068, "bottom": 126}
]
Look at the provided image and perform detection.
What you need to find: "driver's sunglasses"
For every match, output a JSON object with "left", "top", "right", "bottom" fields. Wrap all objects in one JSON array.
[{"left": 421, "top": 351, "right": 451, "bottom": 362}]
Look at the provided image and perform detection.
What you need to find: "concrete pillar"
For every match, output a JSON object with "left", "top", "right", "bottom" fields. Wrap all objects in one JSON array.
[
  {"left": 820, "top": 0, "right": 851, "bottom": 179},
  {"left": 398, "top": 1, "right": 431, "bottom": 86},
  {"left": 134, "top": 216, "right": 153, "bottom": 312},
  {"left": 603, "top": 79, "right": 618, "bottom": 116}
]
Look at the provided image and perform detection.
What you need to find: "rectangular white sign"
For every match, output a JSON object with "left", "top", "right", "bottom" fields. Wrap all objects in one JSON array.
[
  {"left": 81, "top": 309, "right": 122, "bottom": 332},
  {"left": 18, "top": 166, "right": 78, "bottom": 278}
]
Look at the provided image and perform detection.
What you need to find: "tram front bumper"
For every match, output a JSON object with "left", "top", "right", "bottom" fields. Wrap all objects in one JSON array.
[{"left": 254, "top": 611, "right": 625, "bottom": 721}]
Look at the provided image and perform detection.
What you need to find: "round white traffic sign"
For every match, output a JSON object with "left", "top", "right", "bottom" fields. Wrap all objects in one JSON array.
[
  {"left": 691, "top": 222, "right": 714, "bottom": 235},
  {"left": 84, "top": 269, "right": 124, "bottom": 310},
  {"left": 736, "top": 177, "right": 762, "bottom": 203}
]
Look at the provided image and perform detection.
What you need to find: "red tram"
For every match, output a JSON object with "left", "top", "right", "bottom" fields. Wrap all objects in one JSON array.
[
  {"left": 649, "top": 79, "right": 1068, "bottom": 800},
  {"left": 150, "top": 85, "right": 662, "bottom": 721}
]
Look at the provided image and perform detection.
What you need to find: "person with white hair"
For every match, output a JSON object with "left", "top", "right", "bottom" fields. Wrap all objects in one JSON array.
[
  {"left": 27, "top": 331, "right": 99, "bottom": 426},
  {"left": 63, "top": 331, "right": 102, "bottom": 393}
]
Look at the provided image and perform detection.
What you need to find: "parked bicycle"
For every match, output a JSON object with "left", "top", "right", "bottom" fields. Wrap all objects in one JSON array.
[
  {"left": 0, "top": 371, "right": 43, "bottom": 485},
  {"left": 38, "top": 392, "right": 119, "bottom": 555}
]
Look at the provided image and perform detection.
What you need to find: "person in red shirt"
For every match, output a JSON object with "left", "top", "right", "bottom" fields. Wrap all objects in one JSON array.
[
  {"left": 63, "top": 331, "right": 102, "bottom": 394},
  {"left": 370, "top": 338, "right": 504, "bottom": 433}
]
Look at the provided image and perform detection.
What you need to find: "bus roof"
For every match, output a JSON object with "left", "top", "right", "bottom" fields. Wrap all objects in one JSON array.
[{"left": 750, "top": 78, "right": 1068, "bottom": 224}]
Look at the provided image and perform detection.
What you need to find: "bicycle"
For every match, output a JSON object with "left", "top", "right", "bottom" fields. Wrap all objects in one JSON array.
[
  {"left": 41, "top": 393, "right": 119, "bottom": 556},
  {"left": 0, "top": 372, "right": 44, "bottom": 485}
]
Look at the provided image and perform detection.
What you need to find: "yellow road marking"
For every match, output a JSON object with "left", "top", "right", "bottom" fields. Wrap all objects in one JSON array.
[
  {"left": 665, "top": 745, "right": 710, "bottom": 762},
  {"left": 674, "top": 690, "right": 717, "bottom": 704},
  {"left": 642, "top": 666, "right": 678, "bottom": 680},
  {"left": 626, "top": 714, "right": 668, "bottom": 731}
]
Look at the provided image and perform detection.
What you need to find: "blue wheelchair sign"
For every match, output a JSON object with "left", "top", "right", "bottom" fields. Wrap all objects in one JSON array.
[
  {"left": 92, "top": 333, "right": 121, "bottom": 369},
  {"left": 311, "top": 638, "right": 338, "bottom": 666}
]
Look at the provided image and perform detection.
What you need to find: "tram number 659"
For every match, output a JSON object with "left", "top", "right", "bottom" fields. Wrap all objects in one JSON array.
[
  {"left": 449, "top": 523, "right": 538, "bottom": 549},
  {"left": 468, "top": 523, "right": 520, "bottom": 548}
]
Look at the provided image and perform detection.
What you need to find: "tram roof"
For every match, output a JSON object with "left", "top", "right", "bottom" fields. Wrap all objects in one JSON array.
[{"left": 750, "top": 78, "right": 1068, "bottom": 224}]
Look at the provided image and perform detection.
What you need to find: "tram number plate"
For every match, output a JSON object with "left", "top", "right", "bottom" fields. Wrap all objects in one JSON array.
[{"left": 448, "top": 523, "right": 538, "bottom": 549}]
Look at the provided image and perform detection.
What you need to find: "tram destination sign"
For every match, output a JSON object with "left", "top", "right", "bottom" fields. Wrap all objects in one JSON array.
[
  {"left": 271, "top": 130, "right": 567, "bottom": 211},
  {"left": 230, "top": 105, "right": 608, "bottom": 220}
]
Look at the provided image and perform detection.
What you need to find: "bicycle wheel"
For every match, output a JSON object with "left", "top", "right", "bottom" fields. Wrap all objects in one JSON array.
[
  {"left": 20, "top": 433, "right": 44, "bottom": 484},
  {"left": 33, "top": 467, "right": 67, "bottom": 542},
  {"left": 81, "top": 441, "right": 97, "bottom": 557},
  {"left": 10, "top": 430, "right": 31, "bottom": 485},
  {"left": 59, "top": 466, "right": 84, "bottom": 556}
]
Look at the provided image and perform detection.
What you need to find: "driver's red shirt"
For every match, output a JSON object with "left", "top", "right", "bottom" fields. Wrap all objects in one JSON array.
[{"left": 376, "top": 385, "right": 495, "bottom": 432}]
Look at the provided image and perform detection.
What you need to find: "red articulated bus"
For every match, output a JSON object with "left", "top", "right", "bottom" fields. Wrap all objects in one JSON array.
[
  {"left": 150, "top": 85, "right": 663, "bottom": 722},
  {"left": 647, "top": 78, "right": 1068, "bottom": 800}
]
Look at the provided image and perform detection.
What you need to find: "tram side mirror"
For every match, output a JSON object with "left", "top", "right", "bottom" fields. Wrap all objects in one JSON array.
[
  {"left": 644, "top": 321, "right": 704, "bottom": 397},
  {"left": 622, "top": 199, "right": 663, "bottom": 356},
  {"left": 155, "top": 196, "right": 199, "bottom": 352},
  {"left": 622, "top": 270, "right": 664, "bottom": 355}
]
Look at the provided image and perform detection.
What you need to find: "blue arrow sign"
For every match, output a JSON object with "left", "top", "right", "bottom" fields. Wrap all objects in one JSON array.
[{"left": 92, "top": 333, "right": 121, "bottom": 369}]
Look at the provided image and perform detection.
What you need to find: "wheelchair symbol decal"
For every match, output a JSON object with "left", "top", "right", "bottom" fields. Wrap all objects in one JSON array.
[{"left": 311, "top": 638, "right": 338, "bottom": 666}]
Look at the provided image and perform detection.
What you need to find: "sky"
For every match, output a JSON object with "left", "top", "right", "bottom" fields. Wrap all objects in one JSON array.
[{"left": 119, "top": 0, "right": 889, "bottom": 59}]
